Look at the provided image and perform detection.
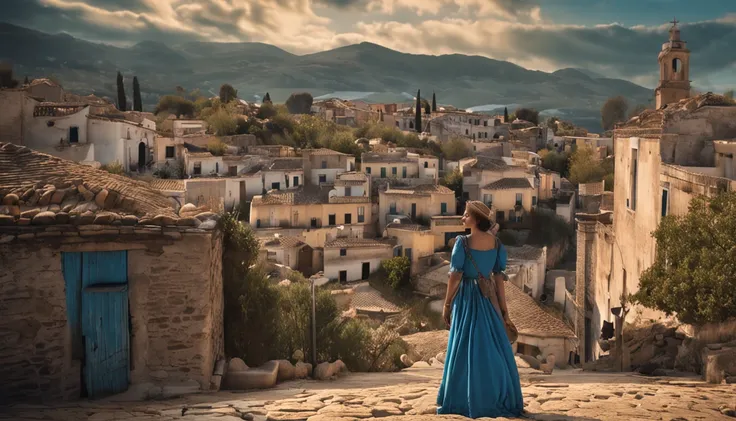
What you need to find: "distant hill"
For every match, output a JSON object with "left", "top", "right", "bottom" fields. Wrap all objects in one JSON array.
[{"left": 0, "top": 22, "right": 653, "bottom": 132}]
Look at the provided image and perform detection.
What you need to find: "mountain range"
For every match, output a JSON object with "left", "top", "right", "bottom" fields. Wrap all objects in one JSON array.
[{"left": 0, "top": 22, "right": 654, "bottom": 132}]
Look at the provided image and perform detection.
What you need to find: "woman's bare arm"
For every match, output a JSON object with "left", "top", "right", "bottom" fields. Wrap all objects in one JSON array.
[{"left": 444, "top": 271, "right": 463, "bottom": 307}]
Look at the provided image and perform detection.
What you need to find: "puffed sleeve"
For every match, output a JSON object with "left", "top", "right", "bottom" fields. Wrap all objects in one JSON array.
[
  {"left": 493, "top": 242, "right": 507, "bottom": 275},
  {"left": 449, "top": 236, "right": 466, "bottom": 274}
]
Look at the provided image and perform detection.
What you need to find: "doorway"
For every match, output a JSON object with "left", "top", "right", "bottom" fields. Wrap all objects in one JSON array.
[
  {"left": 62, "top": 251, "right": 130, "bottom": 399},
  {"left": 69, "top": 126, "right": 79, "bottom": 143},
  {"left": 339, "top": 270, "right": 347, "bottom": 284},
  {"left": 361, "top": 262, "right": 370, "bottom": 280},
  {"left": 138, "top": 142, "right": 146, "bottom": 170},
  {"left": 411, "top": 203, "right": 416, "bottom": 219}
]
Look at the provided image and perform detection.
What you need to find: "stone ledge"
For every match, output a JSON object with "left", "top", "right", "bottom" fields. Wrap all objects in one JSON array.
[{"left": 0, "top": 224, "right": 217, "bottom": 245}]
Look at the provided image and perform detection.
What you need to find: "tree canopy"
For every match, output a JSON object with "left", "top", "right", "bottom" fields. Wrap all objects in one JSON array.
[
  {"left": 285, "top": 92, "right": 313, "bottom": 114},
  {"left": 219, "top": 84, "right": 238, "bottom": 103},
  {"left": 415, "top": 90, "right": 422, "bottom": 132},
  {"left": 116, "top": 71, "right": 127, "bottom": 112},
  {"left": 601, "top": 96, "right": 628, "bottom": 130},
  {"left": 132, "top": 76, "right": 142, "bottom": 112},
  {"left": 441, "top": 137, "right": 471, "bottom": 161},
  {"left": 154, "top": 95, "right": 195, "bottom": 118},
  {"left": 514, "top": 107, "right": 539, "bottom": 125},
  {"left": 568, "top": 144, "right": 614, "bottom": 189},
  {"left": 633, "top": 192, "right": 736, "bottom": 324}
]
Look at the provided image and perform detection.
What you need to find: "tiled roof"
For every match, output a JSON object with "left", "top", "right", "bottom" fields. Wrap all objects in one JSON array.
[
  {"left": 560, "top": 178, "right": 575, "bottom": 191},
  {"left": 148, "top": 178, "right": 186, "bottom": 192},
  {"left": 471, "top": 156, "right": 510, "bottom": 171},
  {"left": 617, "top": 93, "right": 735, "bottom": 131},
  {"left": 506, "top": 282, "right": 576, "bottom": 339},
  {"left": 187, "top": 152, "right": 217, "bottom": 159},
  {"left": 350, "top": 283, "right": 401, "bottom": 314},
  {"left": 482, "top": 177, "right": 533, "bottom": 190},
  {"left": 382, "top": 184, "right": 454, "bottom": 196},
  {"left": 325, "top": 238, "right": 393, "bottom": 249},
  {"left": 263, "top": 236, "right": 304, "bottom": 249},
  {"left": 362, "top": 153, "right": 414, "bottom": 163},
  {"left": 0, "top": 143, "right": 176, "bottom": 218},
  {"left": 386, "top": 223, "right": 430, "bottom": 232},
  {"left": 252, "top": 186, "right": 328, "bottom": 206},
  {"left": 506, "top": 245, "right": 544, "bottom": 261},
  {"left": 305, "top": 148, "right": 350, "bottom": 156},
  {"left": 267, "top": 158, "right": 303, "bottom": 171},
  {"left": 336, "top": 172, "right": 368, "bottom": 181}
]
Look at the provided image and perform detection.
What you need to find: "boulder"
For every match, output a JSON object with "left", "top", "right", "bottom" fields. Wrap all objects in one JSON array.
[
  {"left": 199, "top": 220, "right": 217, "bottom": 230},
  {"left": 195, "top": 211, "right": 217, "bottom": 221},
  {"left": 222, "top": 360, "right": 279, "bottom": 390},
  {"left": 0, "top": 205, "right": 20, "bottom": 217},
  {"left": 2, "top": 193, "right": 20, "bottom": 205},
  {"left": 32, "top": 211, "right": 57, "bottom": 225},
  {"left": 55, "top": 212, "right": 70, "bottom": 224},
  {"left": 95, "top": 189, "right": 109, "bottom": 208},
  {"left": 540, "top": 355, "right": 556, "bottom": 374},
  {"left": 71, "top": 202, "right": 99, "bottom": 214},
  {"left": 179, "top": 203, "right": 199, "bottom": 218},
  {"left": 516, "top": 354, "right": 542, "bottom": 370},
  {"left": 704, "top": 347, "right": 736, "bottom": 384},
  {"left": 177, "top": 217, "right": 201, "bottom": 227},
  {"left": 276, "top": 360, "right": 296, "bottom": 382},
  {"left": 292, "top": 349, "right": 305, "bottom": 362},
  {"left": 152, "top": 214, "right": 178, "bottom": 226},
  {"left": 313, "top": 360, "right": 348, "bottom": 380},
  {"left": 50, "top": 189, "right": 67, "bottom": 205},
  {"left": 122, "top": 215, "right": 139, "bottom": 226},
  {"left": 400, "top": 354, "right": 414, "bottom": 367},
  {"left": 38, "top": 190, "right": 54, "bottom": 206},
  {"left": 436, "top": 352, "right": 446, "bottom": 363},
  {"left": 228, "top": 358, "right": 249, "bottom": 373},
  {"left": 411, "top": 361, "right": 431, "bottom": 368},
  {"left": 294, "top": 362, "right": 312, "bottom": 379},
  {"left": 20, "top": 208, "right": 41, "bottom": 219}
]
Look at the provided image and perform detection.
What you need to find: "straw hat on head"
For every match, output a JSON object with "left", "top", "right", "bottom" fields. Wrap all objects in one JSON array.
[{"left": 466, "top": 200, "right": 492, "bottom": 221}]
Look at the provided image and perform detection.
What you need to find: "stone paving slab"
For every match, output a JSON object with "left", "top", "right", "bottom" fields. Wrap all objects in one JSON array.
[{"left": 1, "top": 368, "right": 735, "bottom": 421}]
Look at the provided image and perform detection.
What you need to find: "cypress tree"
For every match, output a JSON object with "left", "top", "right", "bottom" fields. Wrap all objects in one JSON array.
[
  {"left": 24, "top": 76, "right": 29, "bottom": 85},
  {"left": 132, "top": 76, "right": 142, "bottom": 112},
  {"left": 415, "top": 89, "right": 422, "bottom": 133},
  {"left": 263, "top": 92, "right": 271, "bottom": 103},
  {"left": 504, "top": 107, "right": 509, "bottom": 123},
  {"left": 116, "top": 71, "right": 127, "bottom": 111},
  {"left": 432, "top": 92, "right": 437, "bottom": 112}
]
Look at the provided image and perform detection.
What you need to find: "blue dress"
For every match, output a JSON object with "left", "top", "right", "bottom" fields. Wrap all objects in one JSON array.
[{"left": 436, "top": 237, "right": 524, "bottom": 418}]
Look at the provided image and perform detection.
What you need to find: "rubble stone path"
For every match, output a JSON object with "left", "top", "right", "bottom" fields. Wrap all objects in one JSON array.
[{"left": 1, "top": 367, "right": 735, "bottom": 421}]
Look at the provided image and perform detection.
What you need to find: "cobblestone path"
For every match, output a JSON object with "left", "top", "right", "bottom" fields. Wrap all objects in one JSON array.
[{"left": 1, "top": 367, "right": 734, "bottom": 421}]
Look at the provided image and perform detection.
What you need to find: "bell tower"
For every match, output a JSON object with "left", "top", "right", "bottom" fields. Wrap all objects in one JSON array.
[{"left": 655, "top": 18, "right": 691, "bottom": 109}]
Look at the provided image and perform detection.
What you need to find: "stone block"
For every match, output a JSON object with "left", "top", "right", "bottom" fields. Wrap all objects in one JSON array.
[
  {"left": 222, "top": 360, "right": 279, "bottom": 390},
  {"left": 94, "top": 189, "right": 109, "bottom": 208},
  {"left": 32, "top": 211, "right": 56, "bottom": 225},
  {"left": 2, "top": 193, "right": 20, "bottom": 205},
  {"left": 295, "top": 362, "right": 312, "bottom": 379},
  {"left": 161, "top": 379, "right": 201, "bottom": 398},
  {"left": 276, "top": 360, "right": 296, "bottom": 382},
  {"left": 38, "top": 190, "right": 54, "bottom": 206},
  {"left": 704, "top": 348, "right": 736, "bottom": 384},
  {"left": 516, "top": 354, "right": 542, "bottom": 370},
  {"left": 20, "top": 208, "right": 41, "bottom": 219},
  {"left": 0, "top": 215, "right": 14, "bottom": 226}
]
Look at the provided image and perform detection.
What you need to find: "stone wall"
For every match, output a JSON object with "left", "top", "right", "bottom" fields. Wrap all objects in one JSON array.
[
  {"left": 0, "top": 90, "right": 26, "bottom": 145},
  {"left": 0, "top": 226, "right": 223, "bottom": 403}
]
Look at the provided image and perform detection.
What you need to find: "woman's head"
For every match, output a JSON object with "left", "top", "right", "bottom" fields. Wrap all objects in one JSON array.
[{"left": 462, "top": 200, "right": 493, "bottom": 232}]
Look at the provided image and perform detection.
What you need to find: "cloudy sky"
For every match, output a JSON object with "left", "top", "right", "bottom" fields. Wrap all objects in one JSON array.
[{"left": 4, "top": 0, "right": 736, "bottom": 91}]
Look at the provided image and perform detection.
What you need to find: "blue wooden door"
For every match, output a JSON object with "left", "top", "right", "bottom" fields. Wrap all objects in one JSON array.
[{"left": 81, "top": 251, "right": 129, "bottom": 398}]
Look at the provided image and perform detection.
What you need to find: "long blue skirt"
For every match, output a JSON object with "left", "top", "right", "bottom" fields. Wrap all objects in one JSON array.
[{"left": 436, "top": 279, "right": 524, "bottom": 418}]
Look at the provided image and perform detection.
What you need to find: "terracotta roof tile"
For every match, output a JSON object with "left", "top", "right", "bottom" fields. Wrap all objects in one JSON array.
[
  {"left": 252, "top": 186, "right": 328, "bottom": 206},
  {"left": 506, "top": 245, "right": 544, "bottom": 261},
  {"left": 482, "top": 177, "right": 533, "bottom": 190},
  {"left": 268, "top": 158, "right": 303, "bottom": 171},
  {"left": 148, "top": 178, "right": 186, "bottom": 192},
  {"left": 470, "top": 156, "right": 509, "bottom": 171},
  {"left": 382, "top": 184, "right": 453, "bottom": 196},
  {"left": 350, "top": 283, "right": 401, "bottom": 314},
  {"left": 305, "top": 148, "right": 350, "bottom": 156},
  {"left": 386, "top": 223, "right": 430, "bottom": 232},
  {"left": 263, "top": 236, "right": 305, "bottom": 248},
  {"left": 325, "top": 238, "right": 393, "bottom": 248},
  {"left": 506, "top": 282, "right": 576, "bottom": 339},
  {"left": 0, "top": 142, "right": 176, "bottom": 218}
]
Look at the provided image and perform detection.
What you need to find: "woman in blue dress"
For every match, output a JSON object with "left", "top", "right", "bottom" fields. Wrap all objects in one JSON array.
[{"left": 436, "top": 200, "right": 524, "bottom": 418}]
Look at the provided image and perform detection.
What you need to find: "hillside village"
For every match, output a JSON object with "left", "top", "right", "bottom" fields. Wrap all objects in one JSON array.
[{"left": 1, "top": 19, "right": 736, "bottom": 420}]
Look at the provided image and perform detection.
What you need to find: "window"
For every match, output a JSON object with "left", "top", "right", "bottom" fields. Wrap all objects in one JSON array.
[
  {"left": 424, "top": 161, "right": 428, "bottom": 168},
  {"left": 256, "top": 219, "right": 261, "bottom": 228},
  {"left": 271, "top": 182, "right": 280, "bottom": 190},
  {"left": 193, "top": 162, "right": 202, "bottom": 175},
  {"left": 293, "top": 176, "right": 299, "bottom": 187},
  {"left": 366, "top": 167, "right": 371, "bottom": 174},
  {"left": 553, "top": 181, "right": 556, "bottom": 189},
  {"left": 441, "top": 202, "right": 447, "bottom": 214},
  {"left": 215, "top": 162, "right": 219, "bottom": 173},
  {"left": 465, "top": 129, "right": 469, "bottom": 135},
  {"left": 165, "top": 146, "right": 175, "bottom": 158},
  {"left": 311, "top": 217, "right": 318, "bottom": 228},
  {"left": 515, "top": 193, "right": 522, "bottom": 206},
  {"left": 321, "top": 160, "right": 327, "bottom": 169},
  {"left": 661, "top": 187, "right": 669, "bottom": 217},
  {"left": 389, "top": 202, "right": 397, "bottom": 214},
  {"left": 628, "top": 148, "right": 638, "bottom": 210},
  {"left": 380, "top": 168, "right": 387, "bottom": 178},
  {"left": 509, "top": 210, "right": 516, "bottom": 221},
  {"left": 402, "top": 167, "right": 407, "bottom": 178},
  {"left": 358, "top": 206, "right": 365, "bottom": 223},
  {"left": 344, "top": 213, "right": 352, "bottom": 224},
  {"left": 484, "top": 120, "right": 488, "bottom": 127},
  {"left": 319, "top": 174, "right": 327, "bottom": 184},
  {"left": 483, "top": 194, "right": 493, "bottom": 206},
  {"left": 405, "top": 248, "right": 413, "bottom": 262},
  {"left": 228, "top": 166, "right": 237, "bottom": 176},
  {"left": 345, "top": 186, "right": 352, "bottom": 196},
  {"left": 329, "top": 214, "right": 336, "bottom": 225},
  {"left": 340, "top": 248, "right": 347, "bottom": 257},
  {"left": 392, "top": 167, "right": 397, "bottom": 176},
  {"left": 532, "top": 196, "right": 537, "bottom": 206}
]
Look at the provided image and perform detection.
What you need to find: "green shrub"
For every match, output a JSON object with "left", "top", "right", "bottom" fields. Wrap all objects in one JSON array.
[
  {"left": 208, "top": 109, "right": 237, "bottom": 136},
  {"left": 154, "top": 95, "right": 195, "bottom": 117},
  {"left": 153, "top": 160, "right": 184, "bottom": 179},
  {"left": 381, "top": 256, "right": 412, "bottom": 291},
  {"left": 527, "top": 209, "right": 573, "bottom": 246},
  {"left": 101, "top": 161, "right": 125, "bottom": 175},
  {"left": 207, "top": 140, "right": 228, "bottom": 156}
]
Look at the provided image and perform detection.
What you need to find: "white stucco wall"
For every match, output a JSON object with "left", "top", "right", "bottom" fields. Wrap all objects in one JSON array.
[
  {"left": 25, "top": 107, "right": 90, "bottom": 150},
  {"left": 311, "top": 168, "right": 343, "bottom": 185}
]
